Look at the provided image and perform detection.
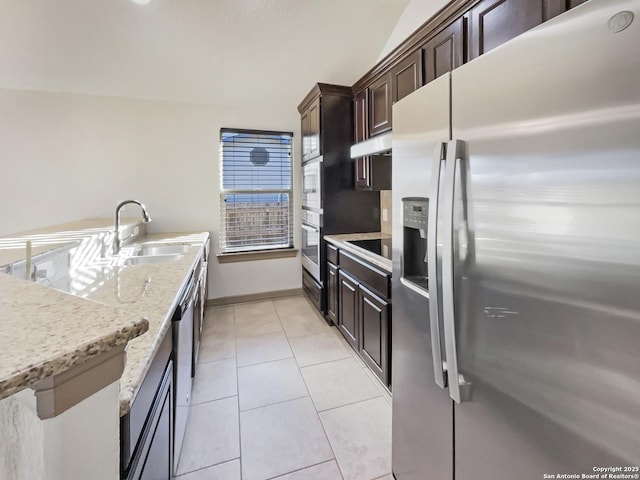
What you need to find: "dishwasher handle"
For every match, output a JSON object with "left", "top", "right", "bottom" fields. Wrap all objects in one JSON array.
[{"left": 176, "top": 272, "right": 198, "bottom": 317}]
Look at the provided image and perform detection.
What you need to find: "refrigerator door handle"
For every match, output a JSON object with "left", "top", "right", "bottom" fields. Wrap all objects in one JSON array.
[
  {"left": 427, "top": 142, "right": 447, "bottom": 389},
  {"left": 442, "top": 139, "right": 472, "bottom": 404}
]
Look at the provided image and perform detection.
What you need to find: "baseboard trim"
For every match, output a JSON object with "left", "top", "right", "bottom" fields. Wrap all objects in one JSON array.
[{"left": 206, "top": 288, "right": 304, "bottom": 307}]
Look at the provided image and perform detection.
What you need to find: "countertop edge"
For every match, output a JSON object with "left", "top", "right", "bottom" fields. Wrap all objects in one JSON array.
[
  {"left": 0, "top": 318, "right": 148, "bottom": 402},
  {"left": 118, "top": 236, "right": 209, "bottom": 416},
  {"left": 324, "top": 232, "right": 393, "bottom": 273}
]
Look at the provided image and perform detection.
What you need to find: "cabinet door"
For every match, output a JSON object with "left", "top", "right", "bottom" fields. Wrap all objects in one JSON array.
[
  {"left": 422, "top": 17, "right": 465, "bottom": 84},
  {"left": 308, "top": 97, "right": 321, "bottom": 160},
  {"left": 301, "top": 107, "right": 310, "bottom": 162},
  {"left": 353, "top": 89, "right": 368, "bottom": 143},
  {"left": 391, "top": 50, "right": 422, "bottom": 103},
  {"left": 358, "top": 285, "right": 390, "bottom": 385},
  {"left": 368, "top": 73, "right": 392, "bottom": 136},
  {"left": 327, "top": 262, "right": 339, "bottom": 325},
  {"left": 468, "top": 0, "right": 547, "bottom": 60},
  {"left": 354, "top": 156, "right": 371, "bottom": 190},
  {"left": 140, "top": 382, "right": 172, "bottom": 480},
  {"left": 338, "top": 270, "right": 359, "bottom": 350}
]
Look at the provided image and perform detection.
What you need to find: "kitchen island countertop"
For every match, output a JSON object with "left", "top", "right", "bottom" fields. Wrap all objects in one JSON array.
[{"left": 0, "top": 220, "right": 209, "bottom": 415}]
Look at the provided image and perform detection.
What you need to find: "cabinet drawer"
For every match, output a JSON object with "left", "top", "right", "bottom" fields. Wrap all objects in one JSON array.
[
  {"left": 327, "top": 243, "right": 338, "bottom": 264},
  {"left": 302, "top": 268, "right": 323, "bottom": 312},
  {"left": 338, "top": 250, "right": 390, "bottom": 299}
]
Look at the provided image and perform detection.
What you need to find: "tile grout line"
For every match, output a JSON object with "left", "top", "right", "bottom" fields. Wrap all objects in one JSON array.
[
  {"left": 231, "top": 305, "right": 244, "bottom": 480},
  {"left": 262, "top": 459, "right": 344, "bottom": 480},
  {"left": 298, "top": 354, "right": 368, "bottom": 371},
  {"left": 190, "top": 392, "right": 238, "bottom": 407},
  {"left": 295, "top": 354, "right": 353, "bottom": 369},
  {"left": 316, "top": 395, "right": 384, "bottom": 415},
  {"left": 239, "top": 394, "right": 312, "bottom": 414},
  {"left": 280, "top": 305, "right": 350, "bottom": 480},
  {"left": 177, "top": 307, "right": 238, "bottom": 477},
  {"left": 275, "top": 304, "right": 347, "bottom": 480},
  {"left": 276, "top": 305, "right": 312, "bottom": 397},
  {"left": 237, "top": 353, "right": 295, "bottom": 369},
  {"left": 207, "top": 299, "right": 393, "bottom": 480},
  {"left": 174, "top": 457, "right": 241, "bottom": 478}
]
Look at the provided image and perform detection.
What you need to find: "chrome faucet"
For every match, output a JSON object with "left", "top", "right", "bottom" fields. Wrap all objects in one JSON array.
[{"left": 113, "top": 200, "right": 152, "bottom": 255}]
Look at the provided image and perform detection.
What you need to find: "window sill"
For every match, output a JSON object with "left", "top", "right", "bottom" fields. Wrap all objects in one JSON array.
[{"left": 217, "top": 248, "right": 298, "bottom": 263}]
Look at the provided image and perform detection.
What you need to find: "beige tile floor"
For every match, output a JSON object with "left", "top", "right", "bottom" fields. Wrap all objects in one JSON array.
[{"left": 175, "top": 296, "right": 393, "bottom": 480}]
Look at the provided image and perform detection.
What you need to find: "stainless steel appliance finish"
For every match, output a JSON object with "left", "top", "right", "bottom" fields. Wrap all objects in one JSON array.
[
  {"left": 301, "top": 158, "right": 322, "bottom": 212},
  {"left": 301, "top": 208, "right": 322, "bottom": 281},
  {"left": 392, "top": 73, "right": 452, "bottom": 480},
  {"left": 392, "top": 0, "right": 640, "bottom": 478},
  {"left": 350, "top": 131, "right": 392, "bottom": 158},
  {"left": 172, "top": 273, "right": 196, "bottom": 473},
  {"left": 193, "top": 260, "right": 207, "bottom": 372}
]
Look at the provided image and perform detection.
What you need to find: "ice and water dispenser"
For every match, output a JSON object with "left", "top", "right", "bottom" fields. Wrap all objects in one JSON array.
[{"left": 402, "top": 197, "right": 429, "bottom": 291}]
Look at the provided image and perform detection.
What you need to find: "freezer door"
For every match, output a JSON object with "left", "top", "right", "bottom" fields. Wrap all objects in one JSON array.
[
  {"left": 450, "top": 0, "right": 640, "bottom": 477},
  {"left": 391, "top": 74, "right": 452, "bottom": 480}
]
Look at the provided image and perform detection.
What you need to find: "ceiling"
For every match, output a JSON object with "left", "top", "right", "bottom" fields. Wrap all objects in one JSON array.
[{"left": 0, "top": 0, "right": 412, "bottom": 109}]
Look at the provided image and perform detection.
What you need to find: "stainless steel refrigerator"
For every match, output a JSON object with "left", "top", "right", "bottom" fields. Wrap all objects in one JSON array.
[{"left": 391, "top": 1, "right": 640, "bottom": 478}]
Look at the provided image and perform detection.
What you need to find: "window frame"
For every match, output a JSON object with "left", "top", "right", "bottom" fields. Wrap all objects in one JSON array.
[{"left": 218, "top": 128, "right": 295, "bottom": 258}]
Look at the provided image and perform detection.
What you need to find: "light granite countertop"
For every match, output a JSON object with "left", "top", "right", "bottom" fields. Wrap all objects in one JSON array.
[
  {"left": 93, "top": 232, "right": 209, "bottom": 415},
  {"left": 0, "top": 218, "right": 141, "bottom": 268},
  {"left": 0, "top": 274, "right": 148, "bottom": 402},
  {"left": 0, "top": 220, "right": 209, "bottom": 415},
  {"left": 324, "top": 232, "right": 392, "bottom": 273}
]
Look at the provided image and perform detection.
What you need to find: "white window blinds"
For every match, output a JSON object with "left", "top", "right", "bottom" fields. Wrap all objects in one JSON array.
[{"left": 220, "top": 128, "right": 293, "bottom": 253}]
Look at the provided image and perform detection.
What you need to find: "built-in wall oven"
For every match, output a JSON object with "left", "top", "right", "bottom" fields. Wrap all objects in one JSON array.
[
  {"left": 302, "top": 158, "right": 322, "bottom": 211},
  {"left": 301, "top": 208, "right": 321, "bottom": 281}
]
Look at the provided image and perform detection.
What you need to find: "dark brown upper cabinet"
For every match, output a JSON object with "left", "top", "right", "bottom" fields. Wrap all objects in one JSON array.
[
  {"left": 354, "top": 156, "right": 371, "bottom": 189},
  {"left": 298, "top": 84, "right": 352, "bottom": 166},
  {"left": 368, "top": 72, "right": 392, "bottom": 136},
  {"left": 353, "top": 89, "right": 368, "bottom": 143},
  {"left": 355, "top": 155, "right": 391, "bottom": 191},
  {"left": 391, "top": 50, "right": 422, "bottom": 103},
  {"left": 422, "top": 17, "right": 465, "bottom": 85},
  {"left": 301, "top": 97, "right": 321, "bottom": 162},
  {"left": 468, "top": 0, "right": 566, "bottom": 60}
]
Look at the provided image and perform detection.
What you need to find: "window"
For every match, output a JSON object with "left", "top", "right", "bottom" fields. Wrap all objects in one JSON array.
[{"left": 220, "top": 128, "right": 293, "bottom": 254}]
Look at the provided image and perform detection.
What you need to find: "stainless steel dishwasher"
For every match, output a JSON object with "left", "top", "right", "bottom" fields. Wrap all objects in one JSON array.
[{"left": 172, "top": 272, "right": 196, "bottom": 472}]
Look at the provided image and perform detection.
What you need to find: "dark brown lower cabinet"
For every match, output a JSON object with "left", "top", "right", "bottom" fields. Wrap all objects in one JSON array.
[
  {"left": 359, "top": 285, "right": 390, "bottom": 385},
  {"left": 121, "top": 330, "right": 173, "bottom": 479},
  {"left": 123, "top": 360, "right": 173, "bottom": 480},
  {"left": 138, "top": 364, "right": 172, "bottom": 480},
  {"left": 338, "top": 270, "right": 359, "bottom": 350},
  {"left": 333, "top": 248, "right": 392, "bottom": 387}
]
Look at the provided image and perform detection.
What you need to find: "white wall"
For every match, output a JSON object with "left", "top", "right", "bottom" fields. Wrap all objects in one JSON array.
[
  {"left": 0, "top": 88, "right": 301, "bottom": 299},
  {"left": 377, "top": 0, "right": 449, "bottom": 61},
  {"left": 0, "top": 382, "right": 120, "bottom": 480}
]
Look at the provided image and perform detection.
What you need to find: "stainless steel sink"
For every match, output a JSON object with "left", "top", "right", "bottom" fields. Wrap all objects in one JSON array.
[
  {"left": 122, "top": 254, "right": 184, "bottom": 266},
  {"left": 134, "top": 244, "right": 190, "bottom": 256}
]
